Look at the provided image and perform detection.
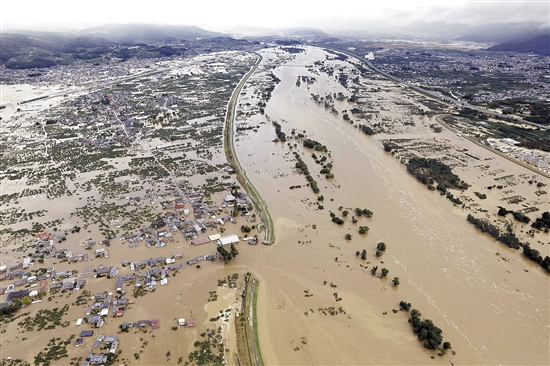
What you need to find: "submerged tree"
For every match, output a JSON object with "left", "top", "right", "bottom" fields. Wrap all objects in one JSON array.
[
  {"left": 399, "top": 301, "right": 411, "bottom": 311},
  {"left": 230, "top": 243, "right": 239, "bottom": 258},
  {"left": 217, "top": 244, "right": 238, "bottom": 263}
]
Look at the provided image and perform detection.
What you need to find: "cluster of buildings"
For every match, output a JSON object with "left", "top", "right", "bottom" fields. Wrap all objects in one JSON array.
[
  {"left": 0, "top": 264, "right": 53, "bottom": 297},
  {"left": 485, "top": 138, "right": 550, "bottom": 172},
  {"left": 0, "top": 175, "right": 250, "bottom": 296},
  {"left": 76, "top": 333, "right": 120, "bottom": 365},
  {"left": 371, "top": 48, "right": 550, "bottom": 104},
  {"left": 0, "top": 264, "right": 90, "bottom": 307},
  {"left": 62, "top": 251, "right": 210, "bottom": 357},
  {"left": 114, "top": 184, "right": 247, "bottom": 247},
  {"left": 0, "top": 57, "right": 158, "bottom": 91}
]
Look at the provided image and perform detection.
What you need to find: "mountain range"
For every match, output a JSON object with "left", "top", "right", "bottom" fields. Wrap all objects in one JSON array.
[
  {"left": 400, "top": 21, "right": 548, "bottom": 43},
  {"left": 1, "top": 22, "right": 548, "bottom": 69},
  {"left": 487, "top": 34, "right": 550, "bottom": 55},
  {"left": 75, "top": 23, "right": 222, "bottom": 44}
]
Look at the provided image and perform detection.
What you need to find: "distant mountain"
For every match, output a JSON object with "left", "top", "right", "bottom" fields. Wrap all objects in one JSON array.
[
  {"left": 401, "top": 21, "right": 469, "bottom": 39},
  {"left": 0, "top": 27, "right": 261, "bottom": 69},
  {"left": 400, "top": 21, "right": 548, "bottom": 43},
  {"left": 487, "top": 34, "right": 550, "bottom": 55},
  {"left": 285, "top": 27, "right": 328, "bottom": 37},
  {"left": 0, "top": 32, "right": 115, "bottom": 68},
  {"left": 223, "top": 25, "right": 327, "bottom": 38},
  {"left": 456, "top": 24, "right": 548, "bottom": 43},
  {"left": 76, "top": 23, "right": 223, "bottom": 44}
]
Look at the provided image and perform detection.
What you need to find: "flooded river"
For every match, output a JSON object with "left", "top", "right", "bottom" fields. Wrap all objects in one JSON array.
[{"left": 234, "top": 47, "right": 549, "bottom": 365}]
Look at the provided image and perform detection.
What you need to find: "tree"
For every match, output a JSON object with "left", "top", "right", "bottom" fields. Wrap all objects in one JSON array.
[
  {"left": 381, "top": 268, "right": 389, "bottom": 278},
  {"left": 342, "top": 210, "right": 349, "bottom": 217},
  {"left": 533, "top": 211, "right": 550, "bottom": 229},
  {"left": 362, "top": 209, "right": 373, "bottom": 217},
  {"left": 371, "top": 266, "right": 378, "bottom": 275},
  {"left": 399, "top": 301, "right": 411, "bottom": 311},
  {"left": 361, "top": 249, "right": 367, "bottom": 260},
  {"left": 217, "top": 246, "right": 232, "bottom": 263},
  {"left": 375, "top": 243, "right": 386, "bottom": 257},
  {"left": 408, "top": 308, "right": 444, "bottom": 350},
  {"left": 443, "top": 342, "right": 451, "bottom": 350},
  {"left": 498, "top": 207, "right": 508, "bottom": 216},
  {"left": 345, "top": 233, "right": 352, "bottom": 240},
  {"left": 230, "top": 244, "right": 239, "bottom": 259},
  {"left": 21, "top": 296, "right": 32, "bottom": 306},
  {"left": 392, "top": 277, "right": 400, "bottom": 286},
  {"left": 358, "top": 226, "right": 369, "bottom": 234}
]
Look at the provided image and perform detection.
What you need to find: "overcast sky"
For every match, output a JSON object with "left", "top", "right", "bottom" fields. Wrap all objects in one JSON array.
[{"left": 1, "top": 0, "right": 548, "bottom": 31}]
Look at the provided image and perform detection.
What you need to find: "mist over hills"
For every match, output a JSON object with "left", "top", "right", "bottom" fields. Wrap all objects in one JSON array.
[
  {"left": 488, "top": 34, "right": 550, "bottom": 56},
  {"left": 0, "top": 33, "right": 116, "bottom": 69},
  {"left": 222, "top": 25, "right": 327, "bottom": 37},
  {"left": 75, "top": 23, "right": 223, "bottom": 43},
  {"left": 0, "top": 24, "right": 260, "bottom": 69},
  {"left": 399, "top": 20, "right": 547, "bottom": 43},
  {"left": 0, "top": 23, "right": 335, "bottom": 69},
  {"left": 1, "top": 21, "right": 548, "bottom": 70}
]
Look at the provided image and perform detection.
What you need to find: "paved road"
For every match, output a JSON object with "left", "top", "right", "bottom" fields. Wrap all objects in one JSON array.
[{"left": 224, "top": 53, "right": 275, "bottom": 244}]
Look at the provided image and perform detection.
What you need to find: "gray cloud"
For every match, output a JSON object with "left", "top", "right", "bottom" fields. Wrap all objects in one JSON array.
[
  {"left": 438, "top": 1, "right": 548, "bottom": 25},
  {"left": 2, "top": 0, "right": 548, "bottom": 33}
]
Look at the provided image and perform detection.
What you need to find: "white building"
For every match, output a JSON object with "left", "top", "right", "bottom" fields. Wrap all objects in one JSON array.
[
  {"left": 216, "top": 234, "right": 239, "bottom": 246},
  {"left": 502, "top": 138, "right": 520, "bottom": 145},
  {"left": 224, "top": 194, "right": 236, "bottom": 202}
]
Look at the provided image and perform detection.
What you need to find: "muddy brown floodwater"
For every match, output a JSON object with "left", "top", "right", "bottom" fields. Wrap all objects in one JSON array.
[{"left": 234, "top": 47, "right": 549, "bottom": 365}]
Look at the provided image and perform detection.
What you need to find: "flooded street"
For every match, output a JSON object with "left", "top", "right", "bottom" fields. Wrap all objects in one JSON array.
[{"left": 235, "top": 47, "right": 549, "bottom": 365}]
